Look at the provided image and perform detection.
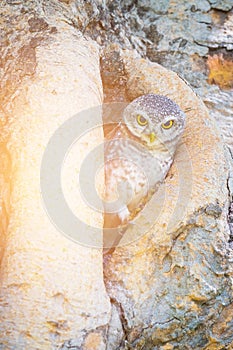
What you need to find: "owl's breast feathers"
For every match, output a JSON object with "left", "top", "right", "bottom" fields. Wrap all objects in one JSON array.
[{"left": 104, "top": 122, "right": 173, "bottom": 225}]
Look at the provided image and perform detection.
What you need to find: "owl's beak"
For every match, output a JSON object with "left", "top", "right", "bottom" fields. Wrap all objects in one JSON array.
[{"left": 149, "top": 132, "right": 156, "bottom": 143}]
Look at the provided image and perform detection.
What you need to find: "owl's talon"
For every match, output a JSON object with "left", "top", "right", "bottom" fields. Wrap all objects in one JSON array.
[
  {"left": 118, "top": 229, "right": 125, "bottom": 236},
  {"left": 118, "top": 205, "right": 130, "bottom": 224},
  {"left": 128, "top": 219, "right": 136, "bottom": 226}
]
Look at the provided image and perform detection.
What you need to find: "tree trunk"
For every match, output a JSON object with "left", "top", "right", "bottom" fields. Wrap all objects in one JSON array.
[{"left": 0, "top": 2, "right": 110, "bottom": 349}]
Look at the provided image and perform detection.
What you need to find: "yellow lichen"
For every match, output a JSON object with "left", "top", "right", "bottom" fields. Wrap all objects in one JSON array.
[{"left": 207, "top": 54, "right": 233, "bottom": 89}]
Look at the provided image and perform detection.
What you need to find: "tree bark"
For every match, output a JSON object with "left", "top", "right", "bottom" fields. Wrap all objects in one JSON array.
[{"left": 0, "top": 2, "right": 110, "bottom": 349}]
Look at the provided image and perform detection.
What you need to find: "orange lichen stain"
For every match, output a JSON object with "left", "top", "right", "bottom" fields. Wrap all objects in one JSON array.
[
  {"left": 212, "top": 302, "right": 233, "bottom": 337},
  {"left": 211, "top": 10, "right": 228, "bottom": 26},
  {"left": 84, "top": 332, "right": 103, "bottom": 350},
  {"left": 204, "top": 338, "right": 224, "bottom": 350},
  {"left": 189, "top": 301, "right": 201, "bottom": 312},
  {"left": 162, "top": 344, "right": 174, "bottom": 350},
  {"left": 207, "top": 54, "right": 233, "bottom": 89},
  {"left": 46, "top": 320, "right": 68, "bottom": 332}
]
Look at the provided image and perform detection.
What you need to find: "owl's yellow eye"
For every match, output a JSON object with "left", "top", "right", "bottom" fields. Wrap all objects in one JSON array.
[
  {"left": 137, "top": 115, "right": 148, "bottom": 126},
  {"left": 161, "top": 120, "right": 174, "bottom": 129}
]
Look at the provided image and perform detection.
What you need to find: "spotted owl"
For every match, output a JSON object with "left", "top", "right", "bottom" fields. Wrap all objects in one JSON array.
[{"left": 104, "top": 94, "right": 186, "bottom": 246}]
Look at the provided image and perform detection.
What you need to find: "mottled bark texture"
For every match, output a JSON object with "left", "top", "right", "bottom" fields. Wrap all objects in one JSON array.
[
  {"left": 0, "top": 0, "right": 232, "bottom": 349},
  {"left": 103, "top": 51, "right": 233, "bottom": 349},
  {"left": 64, "top": 0, "right": 233, "bottom": 239},
  {"left": 89, "top": 0, "right": 233, "bottom": 348},
  {"left": 0, "top": 2, "right": 110, "bottom": 349},
  {"left": 77, "top": 0, "right": 233, "bottom": 153}
]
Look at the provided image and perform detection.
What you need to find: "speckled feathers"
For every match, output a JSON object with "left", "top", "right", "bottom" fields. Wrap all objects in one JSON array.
[{"left": 104, "top": 93, "right": 186, "bottom": 227}]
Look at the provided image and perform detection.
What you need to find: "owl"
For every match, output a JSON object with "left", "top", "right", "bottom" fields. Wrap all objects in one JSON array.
[{"left": 104, "top": 94, "right": 186, "bottom": 249}]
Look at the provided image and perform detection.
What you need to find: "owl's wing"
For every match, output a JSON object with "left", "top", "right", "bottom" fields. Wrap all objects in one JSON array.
[{"left": 104, "top": 121, "right": 124, "bottom": 140}]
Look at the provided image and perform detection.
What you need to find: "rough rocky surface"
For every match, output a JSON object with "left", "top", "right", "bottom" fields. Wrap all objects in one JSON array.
[
  {"left": 55, "top": 0, "right": 233, "bottom": 152},
  {"left": 0, "top": 1, "right": 232, "bottom": 349},
  {"left": 53, "top": 0, "right": 233, "bottom": 154},
  {"left": 6, "top": 0, "right": 231, "bottom": 157},
  {"left": 103, "top": 51, "right": 233, "bottom": 349}
]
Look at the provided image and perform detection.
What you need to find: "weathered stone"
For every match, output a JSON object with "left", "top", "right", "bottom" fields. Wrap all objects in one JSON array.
[
  {"left": 207, "top": 0, "right": 233, "bottom": 11},
  {"left": 103, "top": 51, "right": 233, "bottom": 349},
  {"left": 1, "top": 1, "right": 232, "bottom": 349},
  {"left": 203, "top": 87, "right": 233, "bottom": 153},
  {"left": 137, "top": 0, "right": 170, "bottom": 14},
  {"left": 106, "top": 304, "right": 124, "bottom": 350},
  {"left": 74, "top": 0, "right": 233, "bottom": 155},
  {"left": 28, "top": 16, "right": 49, "bottom": 33}
]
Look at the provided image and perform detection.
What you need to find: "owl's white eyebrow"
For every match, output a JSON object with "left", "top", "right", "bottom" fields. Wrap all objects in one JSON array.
[
  {"left": 162, "top": 116, "right": 175, "bottom": 122},
  {"left": 134, "top": 111, "right": 148, "bottom": 119}
]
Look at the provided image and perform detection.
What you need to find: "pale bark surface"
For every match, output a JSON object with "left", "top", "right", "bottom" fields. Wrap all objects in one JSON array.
[{"left": 0, "top": 2, "right": 110, "bottom": 349}]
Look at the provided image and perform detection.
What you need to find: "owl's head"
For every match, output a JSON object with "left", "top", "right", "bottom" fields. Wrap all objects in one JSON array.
[{"left": 123, "top": 94, "right": 186, "bottom": 153}]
